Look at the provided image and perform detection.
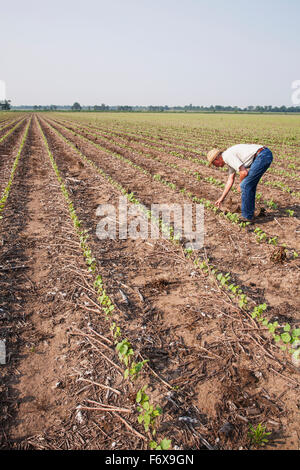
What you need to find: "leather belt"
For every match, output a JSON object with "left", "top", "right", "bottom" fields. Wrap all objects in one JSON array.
[
  {"left": 252, "top": 146, "right": 266, "bottom": 163},
  {"left": 256, "top": 146, "right": 266, "bottom": 156}
]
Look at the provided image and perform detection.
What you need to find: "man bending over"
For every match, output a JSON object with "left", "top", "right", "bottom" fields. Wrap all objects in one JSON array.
[{"left": 207, "top": 144, "right": 273, "bottom": 223}]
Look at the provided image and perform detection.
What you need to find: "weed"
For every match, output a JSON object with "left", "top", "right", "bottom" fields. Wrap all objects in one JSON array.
[{"left": 248, "top": 423, "right": 271, "bottom": 447}]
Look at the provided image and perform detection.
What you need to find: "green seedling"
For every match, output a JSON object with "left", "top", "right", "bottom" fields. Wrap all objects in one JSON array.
[
  {"left": 251, "top": 303, "right": 267, "bottom": 320},
  {"left": 185, "top": 247, "right": 193, "bottom": 258},
  {"left": 94, "top": 274, "right": 103, "bottom": 289},
  {"left": 216, "top": 272, "right": 231, "bottom": 286},
  {"left": 149, "top": 439, "right": 172, "bottom": 450},
  {"left": 254, "top": 227, "right": 267, "bottom": 243},
  {"left": 248, "top": 423, "right": 271, "bottom": 447},
  {"left": 267, "top": 321, "right": 279, "bottom": 334},
  {"left": 124, "top": 359, "right": 149, "bottom": 380},
  {"left": 228, "top": 284, "right": 242, "bottom": 295},
  {"left": 265, "top": 199, "right": 277, "bottom": 209},
  {"left": 239, "top": 221, "right": 251, "bottom": 228},
  {"left": 98, "top": 290, "right": 115, "bottom": 318},
  {"left": 226, "top": 212, "right": 240, "bottom": 223},
  {"left": 274, "top": 325, "right": 300, "bottom": 349},
  {"left": 136, "top": 386, "right": 162, "bottom": 434},
  {"left": 285, "top": 209, "right": 295, "bottom": 217},
  {"left": 268, "top": 236, "right": 278, "bottom": 246},
  {"left": 199, "top": 260, "right": 209, "bottom": 273},
  {"left": 238, "top": 294, "right": 248, "bottom": 309},
  {"left": 116, "top": 339, "right": 134, "bottom": 366},
  {"left": 110, "top": 322, "right": 122, "bottom": 341}
]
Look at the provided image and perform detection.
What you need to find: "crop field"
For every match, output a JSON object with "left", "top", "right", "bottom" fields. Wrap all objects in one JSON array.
[{"left": 0, "top": 111, "right": 299, "bottom": 450}]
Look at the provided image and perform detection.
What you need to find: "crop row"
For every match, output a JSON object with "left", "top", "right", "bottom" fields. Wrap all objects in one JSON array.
[
  {"left": 0, "top": 119, "right": 31, "bottom": 219},
  {"left": 195, "top": 257, "right": 300, "bottom": 364},
  {"left": 0, "top": 118, "right": 26, "bottom": 145},
  {"left": 0, "top": 117, "right": 19, "bottom": 132}
]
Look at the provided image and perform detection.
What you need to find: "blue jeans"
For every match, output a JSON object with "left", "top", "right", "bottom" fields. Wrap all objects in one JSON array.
[{"left": 240, "top": 148, "right": 273, "bottom": 219}]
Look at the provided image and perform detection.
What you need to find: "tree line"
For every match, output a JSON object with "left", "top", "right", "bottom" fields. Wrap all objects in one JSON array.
[{"left": 9, "top": 102, "right": 300, "bottom": 113}]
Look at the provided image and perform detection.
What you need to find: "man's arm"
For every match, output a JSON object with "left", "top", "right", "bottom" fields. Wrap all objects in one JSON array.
[{"left": 215, "top": 172, "right": 235, "bottom": 207}]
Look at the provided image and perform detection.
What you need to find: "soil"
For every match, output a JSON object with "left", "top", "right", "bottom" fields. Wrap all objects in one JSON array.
[{"left": 0, "top": 115, "right": 299, "bottom": 451}]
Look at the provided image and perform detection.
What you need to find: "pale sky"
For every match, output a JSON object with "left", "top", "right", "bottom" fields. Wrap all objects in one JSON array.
[{"left": 1, "top": 0, "right": 299, "bottom": 106}]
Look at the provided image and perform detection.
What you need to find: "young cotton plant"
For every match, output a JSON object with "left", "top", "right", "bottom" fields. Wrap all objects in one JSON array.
[
  {"left": 115, "top": 338, "right": 148, "bottom": 380},
  {"left": 265, "top": 199, "right": 278, "bottom": 210},
  {"left": 273, "top": 324, "right": 300, "bottom": 352},
  {"left": 0, "top": 120, "right": 31, "bottom": 220},
  {"left": 116, "top": 339, "right": 134, "bottom": 367},
  {"left": 252, "top": 305, "right": 300, "bottom": 353},
  {"left": 254, "top": 227, "right": 267, "bottom": 243},
  {"left": 268, "top": 236, "right": 278, "bottom": 246},
  {"left": 94, "top": 275, "right": 115, "bottom": 319},
  {"left": 196, "top": 258, "right": 248, "bottom": 310},
  {"left": 285, "top": 209, "right": 295, "bottom": 217},
  {"left": 124, "top": 359, "right": 149, "bottom": 381},
  {"left": 251, "top": 303, "right": 267, "bottom": 321},
  {"left": 149, "top": 439, "right": 172, "bottom": 450},
  {"left": 136, "top": 385, "right": 171, "bottom": 450},
  {"left": 136, "top": 386, "right": 163, "bottom": 435}
]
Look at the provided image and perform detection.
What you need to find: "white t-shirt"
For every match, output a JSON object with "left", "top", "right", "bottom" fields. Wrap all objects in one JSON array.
[{"left": 222, "top": 144, "right": 263, "bottom": 174}]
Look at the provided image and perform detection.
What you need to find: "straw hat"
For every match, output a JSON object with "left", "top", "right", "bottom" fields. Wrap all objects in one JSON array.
[{"left": 207, "top": 148, "right": 222, "bottom": 167}]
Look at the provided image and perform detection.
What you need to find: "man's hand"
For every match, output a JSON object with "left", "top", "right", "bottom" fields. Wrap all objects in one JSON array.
[
  {"left": 237, "top": 185, "right": 241, "bottom": 193},
  {"left": 215, "top": 197, "right": 223, "bottom": 208},
  {"left": 214, "top": 173, "right": 235, "bottom": 208},
  {"left": 239, "top": 166, "right": 248, "bottom": 184}
]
